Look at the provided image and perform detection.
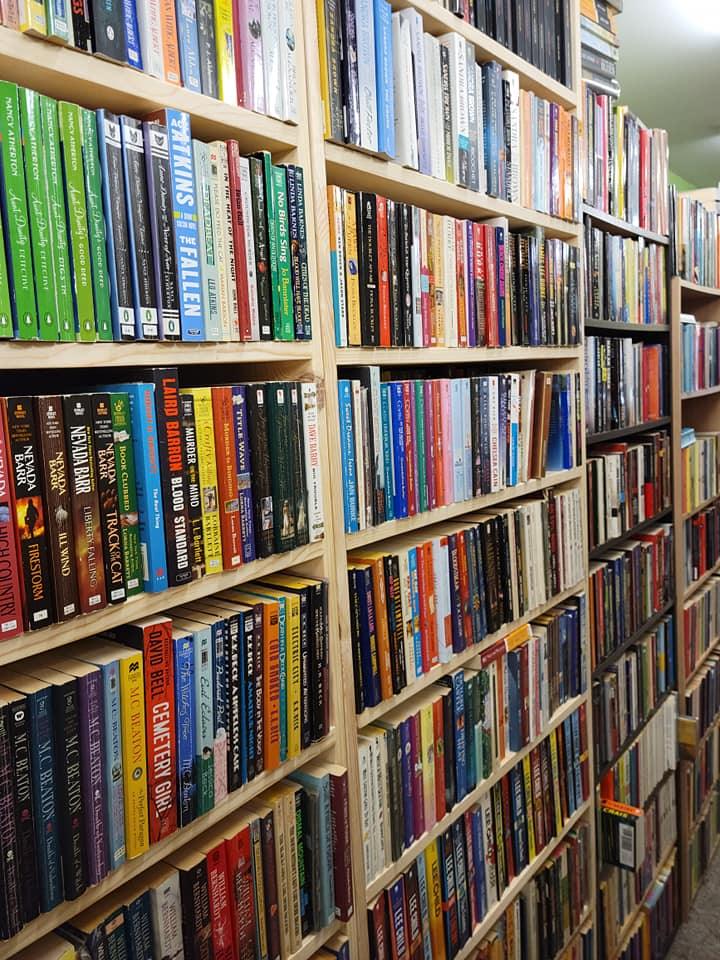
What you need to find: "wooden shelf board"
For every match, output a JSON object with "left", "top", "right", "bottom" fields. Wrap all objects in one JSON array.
[
  {"left": 582, "top": 205, "right": 669, "bottom": 245},
  {"left": 346, "top": 466, "right": 584, "bottom": 551},
  {"left": 0, "top": 29, "right": 297, "bottom": 152},
  {"left": 589, "top": 508, "right": 672, "bottom": 560},
  {"left": 685, "top": 636, "right": 720, "bottom": 689},
  {"left": 387, "top": 0, "right": 577, "bottom": 108},
  {"left": 0, "top": 733, "right": 337, "bottom": 959},
  {"left": 683, "top": 556, "right": 720, "bottom": 603},
  {"left": 680, "top": 279, "right": 720, "bottom": 299},
  {"left": 684, "top": 712, "right": 720, "bottom": 762},
  {"left": 289, "top": 921, "right": 345, "bottom": 960},
  {"left": 0, "top": 541, "right": 325, "bottom": 667},
  {"left": 587, "top": 417, "right": 671, "bottom": 445},
  {"left": 335, "top": 345, "right": 582, "bottom": 366},
  {"left": 596, "top": 689, "right": 674, "bottom": 782},
  {"left": 365, "top": 693, "right": 587, "bottom": 899},
  {"left": 592, "top": 600, "right": 675, "bottom": 681},
  {"left": 683, "top": 491, "right": 720, "bottom": 521},
  {"left": 325, "top": 143, "right": 581, "bottom": 240},
  {"left": 356, "top": 579, "right": 587, "bottom": 728},
  {"left": 0, "top": 339, "right": 315, "bottom": 369},
  {"left": 584, "top": 320, "right": 670, "bottom": 336},
  {"left": 681, "top": 383, "right": 720, "bottom": 400}
]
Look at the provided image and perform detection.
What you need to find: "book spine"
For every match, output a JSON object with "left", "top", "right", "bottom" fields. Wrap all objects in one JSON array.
[
  {"left": 0, "top": 704, "right": 21, "bottom": 938},
  {"left": 26, "top": 688, "right": 62, "bottom": 913},
  {"left": 70, "top": 0, "right": 92, "bottom": 48},
  {"left": 90, "top": 0, "right": 126, "bottom": 58},
  {"left": 53, "top": 680, "right": 87, "bottom": 900},
  {"left": 267, "top": 383, "right": 297, "bottom": 553},
  {"left": 329, "top": 767, "right": 354, "bottom": 922},
  {"left": 108, "top": 392, "right": 143, "bottom": 596},
  {"left": 283, "top": 165, "right": 304, "bottom": 341},
  {"left": 300, "top": 381, "right": 325, "bottom": 543},
  {"left": 0, "top": 406, "right": 22, "bottom": 638},
  {"left": 196, "top": 0, "right": 218, "bottom": 98},
  {"left": 45, "top": 0, "right": 71, "bottom": 40},
  {"left": 245, "top": 383, "right": 274, "bottom": 557},
  {"left": 216, "top": 143, "right": 240, "bottom": 339},
  {"left": 174, "top": 0, "right": 201, "bottom": 91},
  {"left": 7, "top": 698, "right": 38, "bottom": 926},
  {"left": 279, "top": 0, "right": 298, "bottom": 122},
  {"left": 149, "top": 868, "right": 184, "bottom": 958},
  {"left": 206, "top": 142, "right": 231, "bottom": 341},
  {"left": 213, "top": 0, "right": 237, "bottom": 103},
  {"left": 271, "top": 164, "right": 294, "bottom": 340},
  {"left": 249, "top": 155, "right": 272, "bottom": 340},
  {"left": 226, "top": 143, "right": 252, "bottom": 341},
  {"left": 211, "top": 386, "right": 242, "bottom": 567},
  {"left": 186, "top": 387, "right": 223, "bottom": 574},
  {"left": 193, "top": 140, "right": 221, "bottom": 341},
  {"left": 260, "top": 0, "right": 283, "bottom": 119},
  {"left": 179, "top": 393, "right": 206, "bottom": 578},
  {"left": 78, "top": 671, "right": 108, "bottom": 886},
  {"left": 91, "top": 394, "right": 127, "bottom": 604},
  {"left": 374, "top": 0, "right": 394, "bottom": 157},
  {"left": 119, "top": 649, "right": 149, "bottom": 858},
  {"left": 193, "top": 625, "right": 215, "bottom": 814},
  {"left": 173, "top": 631, "right": 196, "bottom": 826},
  {"left": 159, "top": 0, "right": 182, "bottom": 83},
  {"left": 99, "top": 661, "right": 126, "bottom": 871},
  {"left": 79, "top": 109, "right": 114, "bottom": 341},
  {"left": 136, "top": 0, "right": 164, "bottom": 75},
  {"left": 122, "top": 0, "right": 143, "bottom": 65},
  {"left": 231, "top": 385, "right": 257, "bottom": 564}
]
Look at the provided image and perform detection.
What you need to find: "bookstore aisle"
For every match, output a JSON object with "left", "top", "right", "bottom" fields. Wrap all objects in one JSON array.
[{"left": 0, "top": 0, "right": 717, "bottom": 959}]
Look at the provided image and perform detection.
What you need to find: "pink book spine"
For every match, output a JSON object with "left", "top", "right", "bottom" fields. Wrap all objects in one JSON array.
[
  {"left": 440, "top": 379, "right": 453, "bottom": 505},
  {"left": 236, "top": 0, "right": 265, "bottom": 114},
  {"left": 1, "top": 0, "right": 19, "bottom": 28},
  {"left": 424, "top": 380, "right": 436, "bottom": 511}
]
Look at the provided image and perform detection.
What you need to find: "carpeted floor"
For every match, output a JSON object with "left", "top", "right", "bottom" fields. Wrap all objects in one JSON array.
[{"left": 667, "top": 852, "right": 720, "bottom": 959}]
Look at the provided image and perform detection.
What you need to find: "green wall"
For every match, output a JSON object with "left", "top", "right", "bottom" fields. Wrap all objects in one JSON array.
[{"left": 669, "top": 170, "right": 699, "bottom": 192}]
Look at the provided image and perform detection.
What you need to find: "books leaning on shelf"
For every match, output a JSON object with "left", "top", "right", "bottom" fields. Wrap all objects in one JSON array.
[
  {"left": 0, "top": 83, "right": 312, "bottom": 343},
  {"left": 684, "top": 501, "right": 720, "bottom": 591},
  {"left": 328, "top": 190, "right": 580, "bottom": 349},
  {"left": 685, "top": 726, "right": 720, "bottom": 850},
  {"left": 588, "top": 521, "right": 674, "bottom": 669},
  {"left": 681, "top": 428, "right": 720, "bottom": 513},
  {"left": 317, "top": 6, "right": 580, "bottom": 220},
  {"left": 585, "top": 337, "right": 666, "bottom": 437},
  {"left": 339, "top": 368, "right": 582, "bottom": 534},
  {"left": 0, "top": 0, "right": 299, "bottom": 120},
  {"left": 685, "top": 652, "right": 720, "bottom": 740},
  {"left": 348, "top": 496, "right": 586, "bottom": 713},
  {"left": 0, "top": 578, "right": 336, "bottom": 932},
  {"left": 583, "top": 223, "right": 667, "bottom": 326},
  {"left": 587, "top": 432, "right": 672, "bottom": 551},
  {"left": 683, "top": 576, "right": 720, "bottom": 682},
  {"left": 671, "top": 188, "right": 720, "bottom": 289},
  {"left": 365, "top": 707, "right": 590, "bottom": 959},
  {"left": 582, "top": 88, "right": 669, "bottom": 236},
  {"left": 680, "top": 316, "right": 720, "bottom": 395}
]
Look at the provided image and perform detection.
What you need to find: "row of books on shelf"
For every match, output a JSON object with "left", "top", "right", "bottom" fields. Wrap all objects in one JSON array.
[
  {"left": 680, "top": 316, "right": 720, "bottom": 394},
  {"left": 580, "top": 0, "right": 619, "bottom": 97},
  {"left": 671, "top": 188, "right": 720, "bottom": 290},
  {"left": 681, "top": 428, "right": 719, "bottom": 514},
  {"left": 688, "top": 785, "right": 720, "bottom": 903},
  {"left": 585, "top": 338, "right": 666, "bottom": 437},
  {"left": 0, "top": 373, "right": 324, "bottom": 637},
  {"left": 3, "top": 0, "right": 299, "bottom": 120},
  {"left": 615, "top": 850, "right": 678, "bottom": 960},
  {"left": 587, "top": 431, "right": 672, "bottom": 551},
  {"left": 684, "top": 501, "right": 720, "bottom": 591},
  {"left": 366, "top": 721, "right": 590, "bottom": 960},
  {"left": 683, "top": 576, "right": 720, "bottom": 685},
  {"left": 0, "top": 572, "right": 333, "bottom": 931},
  {"left": 329, "top": 188, "right": 580, "bottom": 349},
  {"left": 584, "top": 224, "right": 668, "bottom": 327},
  {"left": 347, "top": 490, "right": 585, "bottom": 713},
  {"left": 687, "top": 723, "right": 719, "bottom": 826},
  {"left": 339, "top": 368, "right": 582, "bottom": 535},
  {"left": 592, "top": 616, "right": 675, "bottom": 773},
  {"left": 582, "top": 88, "right": 670, "bottom": 237},
  {"left": 471, "top": 894, "right": 592, "bottom": 960},
  {"left": 0, "top": 86, "right": 313, "bottom": 344},
  {"left": 318, "top": 6, "right": 579, "bottom": 221},
  {"left": 436, "top": 0, "right": 575, "bottom": 87},
  {"left": 598, "top": 692, "right": 677, "bottom": 811},
  {"left": 685, "top": 651, "right": 720, "bottom": 741},
  {"left": 588, "top": 521, "right": 674, "bottom": 670}
]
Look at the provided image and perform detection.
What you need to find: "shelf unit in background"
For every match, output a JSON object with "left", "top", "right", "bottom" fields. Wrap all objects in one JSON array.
[
  {"left": 0, "top": 6, "right": 353, "bottom": 957},
  {"left": 583, "top": 202, "right": 677, "bottom": 960},
  {"left": 301, "top": 0, "right": 595, "bottom": 954},
  {"left": 670, "top": 275, "right": 720, "bottom": 922}
]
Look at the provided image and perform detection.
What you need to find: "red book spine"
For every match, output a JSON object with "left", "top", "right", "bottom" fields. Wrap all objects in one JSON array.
[
  {"left": 415, "top": 542, "right": 431, "bottom": 674},
  {"left": 225, "top": 823, "right": 257, "bottom": 959},
  {"left": 472, "top": 222, "right": 486, "bottom": 347},
  {"left": 231, "top": 2, "right": 247, "bottom": 106},
  {"left": 142, "top": 617, "right": 177, "bottom": 842},
  {"left": 432, "top": 696, "right": 446, "bottom": 822},
  {"left": 0, "top": 403, "right": 23, "bottom": 639},
  {"left": 377, "top": 196, "right": 391, "bottom": 347},
  {"left": 455, "top": 219, "right": 467, "bottom": 347},
  {"left": 329, "top": 767, "right": 354, "bottom": 922},
  {"left": 485, "top": 225, "right": 498, "bottom": 347},
  {"left": 211, "top": 386, "right": 242, "bottom": 569},
  {"left": 370, "top": 895, "right": 390, "bottom": 960},
  {"left": 403, "top": 382, "right": 417, "bottom": 517},
  {"left": 227, "top": 141, "right": 252, "bottom": 341},
  {"left": 422, "top": 541, "right": 439, "bottom": 668},
  {"left": 206, "top": 842, "right": 235, "bottom": 960}
]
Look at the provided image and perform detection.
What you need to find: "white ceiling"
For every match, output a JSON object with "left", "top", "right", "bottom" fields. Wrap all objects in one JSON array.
[{"left": 617, "top": 0, "right": 720, "bottom": 187}]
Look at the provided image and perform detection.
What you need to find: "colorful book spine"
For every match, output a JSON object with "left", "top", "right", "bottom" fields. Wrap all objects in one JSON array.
[
  {"left": 98, "top": 657, "right": 126, "bottom": 871},
  {"left": 192, "top": 622, "right": 214, "bottom": 814},
  {"left": 80, "top": 108, "right": 114, "bottom": 341},
  {"left": 213, "top": 0, "right": 236, "bottom": 104},
  {"left": 122, "top": 0, "right": 143, "bottom": 67},
  {"left": 109, "top": 392, "right": 143, "bottom": 597},
  {"left": 174, "top": 0, "right": 201, "bottom": 91},
  {"left": 185, "top": 387, "right": 223, "bottom": 574},
  {"left": 119, "top": 649, "right": 150, "bottom": 859},
  {"left": 173, "top": 630, "right": 195, "bottom": 827},
  {"left": 192, "top": 139, "right": 220, "bottom": 340},
  {"left": 231, "top": 385, "right": 256, "bottom": 564}
]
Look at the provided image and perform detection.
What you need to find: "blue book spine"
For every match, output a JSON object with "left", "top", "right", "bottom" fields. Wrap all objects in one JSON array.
[
  {"left": 452, "top": 671, "right": 467, "bottom": 801},
  {"left": 356, "top": 568, "right": 380, "bottom": 708},
  {"left": 416, "top": 851, "right": 433, "bottom": 959},
  {"left": 165, "top": 109, "right": 204, "bottom": 340},
  {"left": 666, "top": 618, "right": 676, "bottom": 688},
  {"left": 174, "top": 631, "right": 196, "bottom": 827},
  {"left": 388, "top": 878, "right": 409, "bottom": 957},
  {"left": 471, "top": 808, "right": 486, "bottom": 919},
  {"left": 338, "top": 380, "right": 359, "bottom": 533},
  {"left": 509, "top": 766, "right": 527, "bottom": 870},
  {"left": 400, "top": 719, "right": 414, "bottom": 849},
  {"left": 374, "top": 0, "right": 395, "bottom": 158},
  {"left": 506, "top": 651, "right": 521, "bottom": 752},
  {"left": 29, "top": 689, "right": 63, "bottom": 912},
  {"left": 495, "top": 228, "right": 506, "bottom": 347},
  {"left": 390, "top": 382, "right": 408, "bottom": 518},
  {"left": 329, "top": 237, "right": 343, "bottom": 346},
  {"left": 101, "top": 661, "right": 126, "bottom": 871},
  {"left": 510, "top": 380, "right": 519, "bottom": 487},
  {"left": 561, "top": 377, "right": 572, "bottom": 468},
  {"left": 122, "top": 0, "right": 143, "bottom": 68},
  {"left": 451, "top": 380, "right": 464, "bottom": 503},
  {"left": 126, "top": 891, "right": 153, "bottom": 959},
  {"left": 562, "top": 717, "right": 576, "bottom": 815},
  {"left": 407, "top": 547, "right": 423, "bottom": 678},
  {"left": 230, "top": 385, "right": 256, "bottom": 564},
  {"left": 464, "top": 680, "right": 475, "bottom": 791},
  {"left": 571, "top": 711, "right": 583, "bottom": 809},
  {"left": 276, "top": 596, "right": 287, "bottom": 763},
  {"left": 174, "top": 0, "right": 202, "bottom": 92},
  {"left": 106, "top": 382, "right": 168, "bottom": 591},
  {"left": 380, "top": 383, "right": 395, "bottom": 521}
]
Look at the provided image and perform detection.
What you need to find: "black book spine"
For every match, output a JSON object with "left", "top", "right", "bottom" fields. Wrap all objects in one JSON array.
[
  {"left": 397, "top": 203, "right": 414, "bottom": 348},
  {"left": 8, "top": 698, "right": 39, "bottom": 925},
  {"left": 289, "top": 383, "right": 309, "bottom": 548},
  {"left": 226, "top": 613, "right": 242, "bottom": 791},
  {"left": 348, "top": 568, "right": 365, "bottom": 714},
  {"left": 442, "top": 688, "right": 456, "bottom": 810},
  {"left": 283, "top": 165, "right": 305, "bottom": 341},
  {"left": 495, "top": 0, "right": 506, "bottom": 45},
  {"left": 313, "top": 580, "right": 329, "bottom": 740},
  {"left": 179, "top": 861, "right": 212, "bottom": 960},
  {"left": 90, "top": 0, "right": 126, "bottom": 60},
  {"left": 386, "top": 726, "right": 403, "bottom": 861},
  {"left": 562, "top": 0, "right": 572, "bottom": 86},
  {"left": 297, "top": 589, "right": 312, "bottom": 748},
  {"left": 71, "top": 0, "right": 93, "bottom": 51},
  {"left": 0, "top": 704, "right": 21, "bottom": 937},
  {"left": 447, "top": 533, "right": 465, "bottom": 653},
  {"left": 325, "top": 0, "right": 345, "bottom": 143},
  {"left": 293, "top": 167, "right": 313, "bottom": 340},
  {"left": 179, "top": 393, "right": 205, "bottom": 580},
  {"left": 144, "top": 122, "right": 181, "bottom": 340},
  {"left": 267, "top": 383, "right": 297, "bottom": 554},
  {"left": 151, "top": 369, "right": 192, "bottom": 587},
  {"left": 241, "top": 608, "right": 256, "bottom": 781},
  {"left": 358, "top": 192, "right": 379, "bottom": 346},
  {"left": 245, "top": 384, "right": 274, "bottom": 558},
  {"left": 91, "top": 394, "right": 127, "bottom": 604},
  {"left": 196, "top": 0, "right": 219, "bottom": 99},
  {"left": 530, "top": 0, "right": 540, "bottom": 67},
  {"left": 53, "top": 680, "right": 87, "bottom": 900},
  {"left": 387, "top": 198, "right": 401, "bottom": 346},
  {"left": 249, "top": 156, "right": 273, "bottom": 341},
  {"left": 339, "top": 0, "right": 361, "bottom": 146}
]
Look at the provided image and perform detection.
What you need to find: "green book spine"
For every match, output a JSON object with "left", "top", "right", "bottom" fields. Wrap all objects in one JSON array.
[
  {"left": 20, "top": 87, "right": 58, "bottom": 341},
  {"left": 40, "top": 95, "right": 74, "bottom": 341},
  {"left": 0, "top": 80, "right": 37, "bottom": 340},
  {"left": 80, "top": 108, "right": 113, "bottom": 341},
  {"left": 266, "top": 382, "right": 297, "bottom": 553},
  {"left": 0, "top": 210, "right": 12, "bottom": 338},
  {"left": 45, "top": 0, "right": 71, "bottom": 42},
  {"left": 271, "top": 164, "right": 293, "bottom": 341},
  {"left": 109, "top": 391, "right": 144, "bottom": 598},
  {"left": 58, "top": 100, "right": 96, "bottom": 342},
  {"left": 414, "top": 380, "right": 427, "bottom": 513},
  {"left": 257, "top": 150, "right": 281, "bottom": 336}
]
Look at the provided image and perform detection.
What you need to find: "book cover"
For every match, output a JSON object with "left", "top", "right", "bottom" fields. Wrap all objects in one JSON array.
[
  {"left": 179, "top": 392, "right": 206, "bottom": 578},
  {"left": 184, "top": 387, "right": 223, "bottom": 574},
  {"left": 193, "top": 139, "right": 221, "bottom": 341},
  {"left": 211, "top": 385, "right": 242, "bottom": 569},
  {"left": 90, "top": 394, "right": 127, "bottom": 605},
  {"left": 174, "top": 0, "right": 202, "bottom": 91},
  {"left": 196, "top": 0, "right": 218, "bottom": 98},
  {"left": 90, "top": 0, "right": 127, "bottom": 59},
  {"left": 79, "top": 108, "right": 114, "bottom": 341}
]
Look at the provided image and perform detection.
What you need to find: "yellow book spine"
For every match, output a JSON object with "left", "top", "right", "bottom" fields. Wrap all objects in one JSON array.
[
  {"left": 419, "top": 701, "right": 436, "bottom": 830},
  {"left": 120, "top": 651, "right": 149, "bottom": 859},
  {"left": 432, "top": 213, "right": 444, "bottom": 345},
  {"left": 187, "top": 388, "right": 223, "bottom": 574},
  {"left": 213, "top": 0, "right": 237, "bottom": 106},
  {"left": 549, "top": 729, "right": 563, "bottom": 835},
  {"left": 282, "top": 786, "right": 302, "bottom": 952},
  {"left": 424, "top": 839, "right": 447, "bottom": 960},
  {"left": 315, "top": 0, "right": 332, "bottom": 140},
  {"left": 522, "top": 754, "right": 536, "bottom": 861},
  {"left": 18, "top": 0, "right": 46, "bottom": 33},
  {"left": 286, "top": 593, "right": 302, "bottom": 757},
  {"left": 343, "top": 191, "right": 361, "bottom": 346},
  {"left": 505, "top": 622, "right": 533, "bottom": 651}
]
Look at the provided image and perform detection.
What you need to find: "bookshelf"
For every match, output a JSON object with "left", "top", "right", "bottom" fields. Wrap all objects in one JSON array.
[{"left": 671, "top": 275, "right": 720, "bottom": 922}]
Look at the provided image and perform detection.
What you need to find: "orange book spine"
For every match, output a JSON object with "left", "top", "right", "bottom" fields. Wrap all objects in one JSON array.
[
  {"left": 455, "top": 219, "right": 467, "bottom": 347},
  {"left": 263, "top": 601, "right": 281, "bottom": 769},
  {"left": 211, "top": 386, "right": 242, "bottom": 569},
  {"left": 422, "top": 541, "right": 439, "bottom": 668},
  {"left": 159, "top": 0, "right": 181, "bottom": 84},
  {"left": 141, "top": 618, "right": 177, "bottom": 842}
]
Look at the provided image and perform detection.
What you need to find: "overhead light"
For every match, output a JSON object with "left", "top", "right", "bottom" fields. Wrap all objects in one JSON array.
[{"left": 683, "top": 0, "right": 720, "bottom": 33}]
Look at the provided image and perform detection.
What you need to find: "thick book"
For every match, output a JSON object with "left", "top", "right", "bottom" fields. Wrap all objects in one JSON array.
[
  {"left": 109, "top": 392, "right": 143, "bottom": 597},
  {"left": 179, "top": 392, "right": 206, "bottom": 579},
  {"left": 183, "top": 388, "right": 223, "bottom": 575},
  {"left": 91, "top": 394, "right": 127, "bottom": 605}
]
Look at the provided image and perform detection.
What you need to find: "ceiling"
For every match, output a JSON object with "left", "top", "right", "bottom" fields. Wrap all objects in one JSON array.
[{"left": 617, "top": 0, "right": 720, "bottom": 188}]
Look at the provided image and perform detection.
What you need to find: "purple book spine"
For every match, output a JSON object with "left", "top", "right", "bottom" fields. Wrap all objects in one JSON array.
[
  {"left": 79, "top": 672, "right": 108, "bottom": 885},
  {"left": 409, "top": 713, "right": 425, "bottom": 839},
  {"left": 466, "top": 222, "right": 476, "bottom": 347},
  {"left": 408, "top": 386, "right": 419, "bottom": 515},
  {"left": 232, "top": 385, "right": 257, "bottom": 564}
]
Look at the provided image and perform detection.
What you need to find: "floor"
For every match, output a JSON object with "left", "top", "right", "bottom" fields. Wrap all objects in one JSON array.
[{"left": 667, "top": 853, "right": 720, "bottom": 959}]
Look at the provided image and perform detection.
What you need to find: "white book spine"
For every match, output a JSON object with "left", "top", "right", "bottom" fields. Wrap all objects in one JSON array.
[
  {"left": 358, "top": 741, "right": 373, "bottom": 884},
  {"left": 439, "top": 33, "right": 468, "bottom": 186},
  {"left": 489, "top": 376, "right": 500, "bottom": 492},
  {"left": 279, "top": 0, "right": 298, "bottom": 122},
  {"left": 425, "top": 35, "right": 444, "bottom": 180},
  {"left": 216, "top": 145, "right": 240, "bottom": 340},
  {"left": 331, "top": 187, "right": 348, "bottom": 347},
  {"left": 150, "top": 871, "right": 184, "bottom": 959},
  {"left": 392, "top": 14, "right": 418, "bottom": 169},
  {"left": 238, "top": 157, "right": 260, "bottom": 340},
  {"left": 462, "top": 379, "right": 472, "bottom": 500},
  {"left": 300, "top": 381, "right": 325, "bottom": 543},
  {"left": 431, "top": 537, "right": 452, "bottom": 663},
  {"left": 261, "top": 0, "right": 284, "bottom": 120},
  {"left": 137, "top": 0, "right": 164, "bottom": 78},
  {"left": 481, "top": 791, "right": 498, "bottom": 909},
  {"left": 476, "top": 65, "right": 486, "bottom": 193},
  {"left": 207, "top": 143, "right": 231, "bottom": 341},
  {"left": 356, "top": 0, "right": 378, "bottom": 152},
  {"left": 465, "top": 40, "right": 479, "bottom": 191},
  {"left": 193, "top": 141, "right": 221, "bottom": 341},
  {"left": 401, "top": 9, "right": 429, "bottom": 174},
  {"left": 444, "top": 215, "right": 457, "bottom": 348},
  {"left": 502, "top": 70, "right": 520, "bottom": 204}
]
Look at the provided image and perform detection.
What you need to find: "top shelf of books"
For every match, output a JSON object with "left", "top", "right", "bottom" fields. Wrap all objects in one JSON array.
[{"left": 0, "top": 29, "right": 299, "bottom": 153}]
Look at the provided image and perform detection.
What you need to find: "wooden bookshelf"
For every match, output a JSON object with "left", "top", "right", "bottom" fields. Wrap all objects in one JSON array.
[
  {"left": 335, "top": 344, "right": 583, "bottom": 366},
  {"left": 586, "top": 416, "right": 671, "bottom": 445},
  {"left": 584, "top": 319, "right": 670, "bottom": 336},
  {"left": 582, "top": 204, "right": 670, "bottom": 245}
]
